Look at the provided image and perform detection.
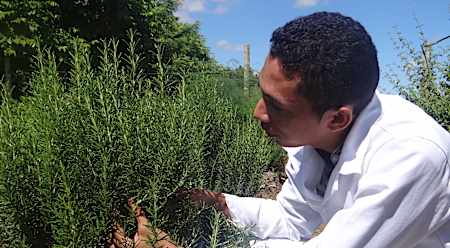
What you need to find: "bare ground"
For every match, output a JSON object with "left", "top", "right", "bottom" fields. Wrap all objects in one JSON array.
[{"left": 255, "top": 156, "right": 288, "bottom": 200}]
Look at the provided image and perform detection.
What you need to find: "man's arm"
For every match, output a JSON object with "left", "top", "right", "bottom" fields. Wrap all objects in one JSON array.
[
  {"left": 303, "top": 138, "right": 450, "bottom": 247},
  {"left": 222, "top": 151, "right": 323, "bottom": 241},
  {"left": 223, "top": 194, "right": 295, "bottom": 239},
  {"left": 184, "top": 148, "right": 322, "bottom": 241},
  {"left": 182, "top": 186, "right": 306, "bottom": 240}
]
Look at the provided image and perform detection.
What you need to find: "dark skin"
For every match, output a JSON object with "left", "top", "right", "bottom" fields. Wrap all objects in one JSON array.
[{"left": 110, "top": 55, "right": 354, "bottom": 247}]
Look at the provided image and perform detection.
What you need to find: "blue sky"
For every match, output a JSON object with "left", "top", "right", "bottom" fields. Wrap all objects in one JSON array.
[{"left": 175, "top": 0, "right": 449, "bottom": 91}]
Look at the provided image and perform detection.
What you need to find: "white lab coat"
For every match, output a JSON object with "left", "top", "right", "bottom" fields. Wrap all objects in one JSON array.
[{"left": 224, "top": 92, "right": 450, "bottom": 247}]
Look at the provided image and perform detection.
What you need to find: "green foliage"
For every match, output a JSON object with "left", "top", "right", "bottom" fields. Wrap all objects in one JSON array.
[
  {"left": 0, "top": 0, "right": 59, "bottom": 57},
  {"left": 0, "top": 0, "right": 210, "bottom": 99},
  {"left": 195, "top": 209, "right": 256, "bottom": 248},
  {"left": 213, "top": 66, "right": 261, "bottom": 116},
  {"left": 59, "top": 0, "right": 210, "bottom": 69},
  {"left": 0, "top": 39, "right": 274, "bottom": 247},
  {"left": 0, "top": 191, "right": 29, "bottom": 247},
  {"left": 388, "top": 28, "right": 449, "bottom": 130},
  {"left": 0, "top": 0, "right": 78, "bottom": 98}
]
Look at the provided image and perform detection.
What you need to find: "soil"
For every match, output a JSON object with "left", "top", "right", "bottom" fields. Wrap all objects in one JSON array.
[{"left": 254, "top": 156, "right": 288, "bottom": 200}]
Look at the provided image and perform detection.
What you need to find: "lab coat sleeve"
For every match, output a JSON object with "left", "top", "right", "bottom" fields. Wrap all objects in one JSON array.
[
  {"left": 249, "top": 238, "right": 306, "bottom": 247},
  {"left": 302, "top": 137, "right": 450, "bottom": 248},
  {"left": 224, "top": 151, "right": 321, "bottom": 241},
  {"left": 223, "top": 194, "right": 293, "bottom": 239}
]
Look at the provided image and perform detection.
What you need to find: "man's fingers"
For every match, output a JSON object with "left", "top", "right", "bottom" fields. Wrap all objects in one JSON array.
[
  {"left": 174, "top": 188, "right": 190, "bottom": 199},
  {"left": 106, "top": 237, "right": 116, "bottom": 248},
  {"left": 175, "top": 188, "right": 231, "bottom": 217},
  {"left": 113, "top": 236, "right": 134, "bottom": 248},
  {"left": 128, "top": 197, "right": 144, "bottom": 217},
  {"left": 174, "top": 188, "right": 201, "bottom": 207},
  {"left": 111, "top": 223, "right": 134, "bottom": 248},
  {"left": 112, "top": 223, "right": 129, "bottom": 246},
  {"left": 189, "top": 188, "right": 217, "bottom": 207},
  {"left": 128, "top": 197, "right": 149, "bottom": 227},
  {"left": 113, "top": 223, "right": 125, "bottom": 236},
  {"left": 125, "top": 197, "right": 177, "bottom": 247}
]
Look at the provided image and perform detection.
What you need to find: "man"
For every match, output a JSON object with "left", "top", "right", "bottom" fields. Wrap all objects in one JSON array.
[{"left": 111, "top": 12, "right": 450, "bottom": 247}]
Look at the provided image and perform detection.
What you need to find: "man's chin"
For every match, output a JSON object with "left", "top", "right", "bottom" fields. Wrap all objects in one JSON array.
[
  {"left": 271, "top": 137, "right": 303, "bottom": 147},
  {"left": 264, "top": 132, "right": 296, "bottom": 147}
]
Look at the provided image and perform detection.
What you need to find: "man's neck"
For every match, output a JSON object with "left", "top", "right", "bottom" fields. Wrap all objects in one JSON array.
[{"left": 314, "top": 128, "right": 350, "bottom": 153}]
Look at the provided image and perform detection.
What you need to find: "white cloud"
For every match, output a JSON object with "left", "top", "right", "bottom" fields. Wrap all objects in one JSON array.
[
  {"left": 216, "top": 40, "right": 243, "bottom": 52},
  {"left": 175, "top": 0, "right": 232, "bottom": 23},
  {"left": 295, "top": 0, "right": 321, "bottom": 7},
  {"left": 175, "top": 0, "right": 205, "bottom": 23},
  {"left": 174, "top": 10, "right": 195, "bottom": 23},
  {"left": 209, "top": 0, "right": 232, "bottom": 14},
  {"left": 212, "top": 5, "right": 228, "bottom": 14},
  {"left": 184, "top": 0, "right": 206, "bottom": 12}
]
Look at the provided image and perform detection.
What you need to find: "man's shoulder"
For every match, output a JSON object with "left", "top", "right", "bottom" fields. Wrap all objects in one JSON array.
[
  {"left": 370, "top": 93, "right": 449, "bottom": 155},
  {"left": 336, "top": 92, "right": 449, "bottom": 174}
]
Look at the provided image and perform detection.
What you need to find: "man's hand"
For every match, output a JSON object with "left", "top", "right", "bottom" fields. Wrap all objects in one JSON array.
[
  {"left": 176, "top": 188, "right": 231, "bottom": 218},
  {"left": 108, "top": 198, "right": 177, "bottom": 248}
]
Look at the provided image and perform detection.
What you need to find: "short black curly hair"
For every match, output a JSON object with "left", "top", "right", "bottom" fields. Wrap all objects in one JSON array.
[{"left": 270, "top": 12, "right": 379, "bottom": 117}]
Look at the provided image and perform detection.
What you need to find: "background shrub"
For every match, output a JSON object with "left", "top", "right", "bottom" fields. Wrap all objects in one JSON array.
[
  {"left": 0, "top": 0, "right": 210, "bottom": 99},
  {"left": 387, "top": 28, "right": 449, "bottom": 130}
]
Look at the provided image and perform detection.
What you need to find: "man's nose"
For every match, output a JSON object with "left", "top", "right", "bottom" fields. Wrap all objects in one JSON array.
[{"left": 253, "top": 99, "right": 270, "bottom": 123}]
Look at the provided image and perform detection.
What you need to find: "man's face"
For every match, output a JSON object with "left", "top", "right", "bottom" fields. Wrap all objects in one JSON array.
[{"left": 254, "top": 56, "right": 325, "bottom": 147}]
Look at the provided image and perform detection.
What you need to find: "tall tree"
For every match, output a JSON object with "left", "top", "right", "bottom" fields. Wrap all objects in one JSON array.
[
  {"left": 1, "top": 0, "right": 211, "bottom": 98},
  {"left": 0, "top": 0, "right": 75, "bottom": 98}
]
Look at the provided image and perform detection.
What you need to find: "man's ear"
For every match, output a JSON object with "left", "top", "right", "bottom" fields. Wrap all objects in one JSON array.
[{"left": 321, "top": 106, "right": 353, "bottom": 132}]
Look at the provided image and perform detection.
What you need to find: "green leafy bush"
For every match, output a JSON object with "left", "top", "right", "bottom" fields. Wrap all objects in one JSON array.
[
  {"left": 0, "top": 39, "right": 275, "bottom": 247},
  {"left": 1, "top": 0, "right": 210, "bottom": 100},
  {"left": 203, "top": 66, "right": 262, "bottom": 124},
  {"left": 388, "top": 28, "right": 449, "bottom": 130}
]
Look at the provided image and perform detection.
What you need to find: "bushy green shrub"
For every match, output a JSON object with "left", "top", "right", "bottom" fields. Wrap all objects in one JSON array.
[
  {"left": 388, "top": 29, "right": 449, "bottom": 130},
  {"left": 0, "top": 0, "right": 211, "bottom": 100},
  {"left": 214, "top": 67, "right": 261, "bottom": 116},
  {"left": 0, "top": 39, "right": 276, "bottom": 247}
]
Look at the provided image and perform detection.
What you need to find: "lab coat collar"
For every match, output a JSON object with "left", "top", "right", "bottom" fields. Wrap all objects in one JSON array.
[{"left": 329, "top": 91, "right": 382, "bottom": 179}]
